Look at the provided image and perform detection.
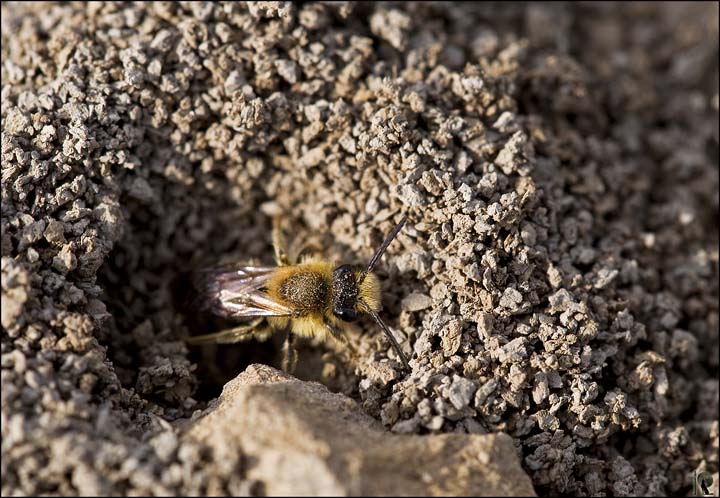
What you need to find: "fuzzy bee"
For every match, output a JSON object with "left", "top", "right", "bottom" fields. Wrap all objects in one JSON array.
[{"left": 186, "top": 215, "right": 411, "bottom": 372}]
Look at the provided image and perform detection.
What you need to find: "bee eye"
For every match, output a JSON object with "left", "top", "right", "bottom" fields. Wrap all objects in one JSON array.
[{"left": 335, "top": 308, "right": 358, "bottom": 322}]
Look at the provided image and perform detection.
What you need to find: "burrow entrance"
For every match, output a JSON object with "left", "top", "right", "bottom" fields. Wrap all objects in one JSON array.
[{"left": 96, "top": 195, "right": 359, "bottom": 412}]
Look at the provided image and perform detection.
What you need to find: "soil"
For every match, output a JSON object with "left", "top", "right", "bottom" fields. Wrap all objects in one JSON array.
[{"left": 2, "top": 2, "right": 718, "bottom": 496}]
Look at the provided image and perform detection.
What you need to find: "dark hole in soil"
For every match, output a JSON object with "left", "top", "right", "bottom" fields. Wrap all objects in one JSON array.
[
  {"left": 98, "top": 226, "right": 358, "bottom": 409},
  {"left": 170, "top": 272, "right": 283, "bottom": 401},
  {"left": 180, "top": 307, "right": 357, "bottom": 401},
  {"left": 187, "top": 339, "right": 282, "bottom": 402}
]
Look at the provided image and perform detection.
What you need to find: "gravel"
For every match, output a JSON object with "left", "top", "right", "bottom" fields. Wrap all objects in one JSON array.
[{"left": 2, "top": 1, "right": 718, "bottom": 496}]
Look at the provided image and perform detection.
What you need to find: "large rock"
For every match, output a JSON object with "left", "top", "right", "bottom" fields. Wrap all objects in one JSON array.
[{"left": 184, "top": 364, "right": 536, "bottom": 496}]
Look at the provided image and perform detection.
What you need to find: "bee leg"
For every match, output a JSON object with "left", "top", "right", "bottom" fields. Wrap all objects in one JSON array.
[
  {"left": 186, "top": 318, "right": 265, "bottom": 344},
  {"left": 324, "top": 323, "right": 358, "bottom": 360},
  {"left": 251, "top": 324, "right": 275, "bottom": 343},
  {"left": 291, "top": 241, "right": 325, "bottom": 264},
  {"left": 272, "top": 215, "right": 290, "bottom": 266},
  {"left": 281, "top": 332, "right": 298, "bottom": 373}
]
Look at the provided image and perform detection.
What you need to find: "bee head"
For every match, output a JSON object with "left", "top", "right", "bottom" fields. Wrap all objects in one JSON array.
[
  {"left": 332, "top": 264, "right": 361, "bottom": 321},
  {"left": 332, "top": 216, "right": 407, "bottom": 322},
  {"left": 335, "top": 216, "right": 411, "bottom": 370}
]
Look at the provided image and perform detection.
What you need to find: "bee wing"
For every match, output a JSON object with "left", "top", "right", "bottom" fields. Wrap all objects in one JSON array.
[{"left": 189, "top": 264, "right": 295, "bottom": 318}]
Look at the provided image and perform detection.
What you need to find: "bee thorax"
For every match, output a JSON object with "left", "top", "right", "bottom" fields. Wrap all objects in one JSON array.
[{"left": 278, "top": 272, "right": 328, "bottom": 312}]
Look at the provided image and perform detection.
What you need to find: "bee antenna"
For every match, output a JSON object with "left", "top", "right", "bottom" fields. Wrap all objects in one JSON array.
[
  {"left": 368, "top": 309, "right": 411, "bottom": 371},
  {"left": 358, "top": 215, "right": 407, "bottom": 285}
]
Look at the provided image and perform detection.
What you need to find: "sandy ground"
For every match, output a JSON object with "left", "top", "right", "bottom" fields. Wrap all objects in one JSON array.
[{"left": 2, "top": 2, "right": 718, "bottom": 496}]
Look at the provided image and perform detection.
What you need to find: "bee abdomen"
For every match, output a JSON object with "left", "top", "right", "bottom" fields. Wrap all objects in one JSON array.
[{"left": 277, "top": 271, "right": 328, "bottom": 312}]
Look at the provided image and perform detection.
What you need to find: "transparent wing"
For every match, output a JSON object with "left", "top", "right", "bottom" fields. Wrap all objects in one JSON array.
[{"left": 189, "top": 264, "right": 295, "bottom": 318}]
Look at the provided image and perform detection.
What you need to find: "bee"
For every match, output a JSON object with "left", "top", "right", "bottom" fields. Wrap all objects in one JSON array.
[{"left": 185, "top": 215, "right": 411, "bottom": 373}]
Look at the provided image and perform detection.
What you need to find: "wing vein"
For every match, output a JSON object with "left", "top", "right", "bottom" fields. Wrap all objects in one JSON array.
[{"left": 189, "top": 265, "right": 294, "bottom": 319}]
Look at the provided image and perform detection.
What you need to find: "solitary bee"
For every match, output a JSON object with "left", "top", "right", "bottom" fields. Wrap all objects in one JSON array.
[{"left": 186, "top": 215, "right": 411, "bottom": 373}]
